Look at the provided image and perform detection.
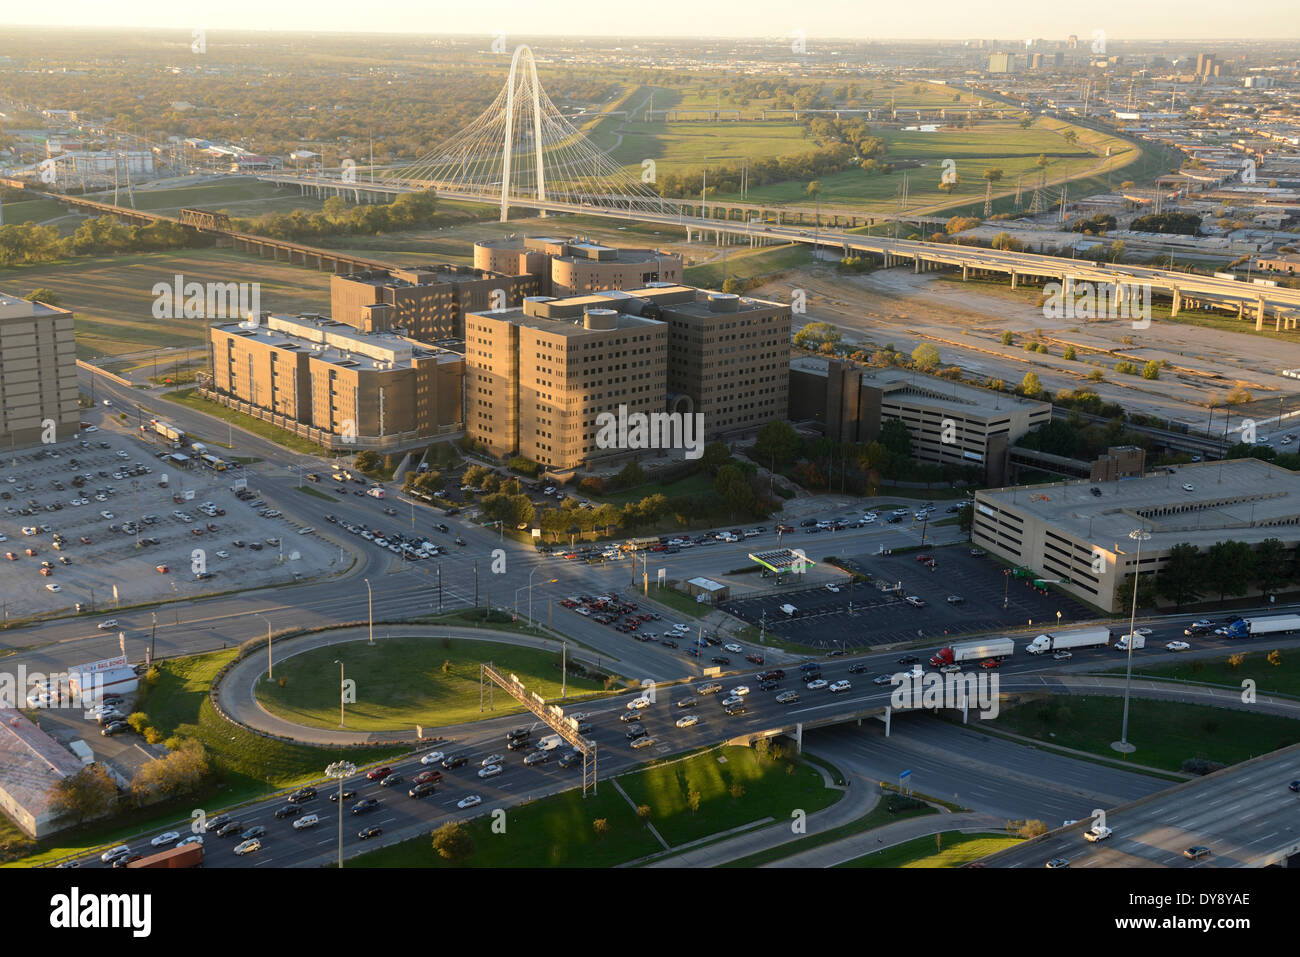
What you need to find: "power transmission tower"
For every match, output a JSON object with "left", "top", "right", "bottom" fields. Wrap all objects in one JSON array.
[
  {"left": 1058, "top": 185, "right": 1068, "bottom": 222},
  {"left": 1014, "top": 173, "right": 1023, "bottom": 208},
  {"left": 984, "top": 179, "right": 993, "bottom": 217},
  {"left": 1028, "top": 169, "right": 1046, "bottom": 216}
]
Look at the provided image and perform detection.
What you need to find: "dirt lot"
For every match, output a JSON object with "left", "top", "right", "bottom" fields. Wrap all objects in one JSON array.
[
  {"left": 755, "top": 265, "right": 1300, "bottom": 431},
  {"left": 0, "top": 431, "right": 342, "bottom": 621}
]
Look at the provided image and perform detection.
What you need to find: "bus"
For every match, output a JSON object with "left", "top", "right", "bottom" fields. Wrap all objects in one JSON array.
[
  {"left": 622, "top": 537, "right": 660, "bottom": 552},
  {"left": 200, "top": 453, "right": 229, "bottom": 472}
]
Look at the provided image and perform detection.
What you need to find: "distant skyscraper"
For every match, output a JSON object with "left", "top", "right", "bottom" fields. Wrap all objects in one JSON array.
[{"left": 1067, "top": 35, "right": 1078, "bottom": 50}]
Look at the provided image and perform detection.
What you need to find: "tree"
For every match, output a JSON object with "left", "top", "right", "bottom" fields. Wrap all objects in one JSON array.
[
  {"left": 715, "top": 464, "right": 756, "bottom": 518},
  {"left": 592, "top": 817, "right": 611, "bottom": 837},
  {"left": 700, "top": 442, "right": 733, "bottom": 474},
  {"left": 614, "top": 460, "right": 645, "bottom": 489},
  {"left": 805, "top": 180, "right": 822, "bottom": 201},
  {"left": 1020, "top": 372, "right": 1043, "bottom": 397},
  {"left": 636, "top": 805, "right": 652, "bottom": 825},
  {"left": 1114, "top": 571, "right": 1157, "bottom": 611},
  {"left": 25, "top": 288, "right": 61, "bottom": 307},
  {"left": 1062, "top": 345, "right": 1076, "bottom": 361},
  {"left": 982, "top": 167, "right": 1004, "bottom": 183},
  {"left": 1205, "top": 540, "right": 1255, "bottom": 603},
  {"left": 1157, "top": 543, "right": 1204, "bottom": 609},
  {"left": 754, "top": 420, "right": 801, "bottom": 468},
  {"left": 910, "top": 343, "right": 940, "bottom": 370},
  {"left": 129, "top": 740, "right": 210, "bottom": 805},
  {"left": 957, "top": 503, "right": 974, "bottom": 535},
  {"left": 49, "top": 764, "right": 117, "bottom": 824},
  {"left": 1254, "top": 537, "right": 1289, "bottom": 599},
  {"left": 878, "top": 418, "right": 912, "bottom": 457},
  {"left": 1062, "top": 129, "right": 1078, "bottom": 147},
  {"left": 792, "top": 321, "right": 841, "bottom": 351},
  {"left": 687, "top": 789, "right": 702, "bottom": 815},
  {"left": 431, "top": 821, "right": 475, "bottom": 862}
]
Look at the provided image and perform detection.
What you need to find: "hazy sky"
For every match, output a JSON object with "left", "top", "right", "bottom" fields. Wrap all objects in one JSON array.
[{"left": 2, "top": 0, "right": 1294, "bottom": 41}]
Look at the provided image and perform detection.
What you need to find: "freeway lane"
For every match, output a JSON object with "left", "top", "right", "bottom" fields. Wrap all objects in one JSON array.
[{"left": 988, "top": 744, "right": 1300, "bottom": 868}]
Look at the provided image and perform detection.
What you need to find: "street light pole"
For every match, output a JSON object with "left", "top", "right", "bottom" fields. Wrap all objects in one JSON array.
[
  {"left": 364, "top": 578, "right": 373, "bottom": 646},
  {"left": 260, "top": 614, "right": 272, "bottom": 679},
  {"left": 1116, "top": 527, "right": 1150, "bottom": 753},
  {"left": 325, "top": 760, "right": 356, "bottom": 869}
]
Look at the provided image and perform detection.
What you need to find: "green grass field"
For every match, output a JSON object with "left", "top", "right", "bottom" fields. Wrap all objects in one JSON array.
[
  {"left": 986, "top": 696, "right": 1300, "bottom": 772},
  {"left": 1107, "top": 652, "right": 1300, "bottom": 698},
  {"left": 683, "top": 242, "right": 812, "bottom": 289},
  {"left": 161, "top": 387, "right": 326, "bottom": 455},
  {"left": 0, "top": 247, "right": 332, "bottom": 359},
  {"left": 835, "top": 831, "right": 1020, "bottom": 868},
  {"left": 347, "top": 744, "right": 840, "bottom": 867},
  {"left": 254, "top": 635, "right": 607, "bottom": 731}
]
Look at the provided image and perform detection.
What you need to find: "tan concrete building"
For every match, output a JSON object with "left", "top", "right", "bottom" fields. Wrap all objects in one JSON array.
[
  {"left": 789, "top": 359, "right": 1050, "bottom": 485},
  {"left": 465, "top": 297, "right": 667, "bottom": 472},
  {"left": 972, "top": 458, "right": 1300, "bottom": 612},
  {"left": 474, "top": 237, "right": 681, "bottom": 298},
  {"left": 330, "top": 265, "right": 537, "bottom": 341},
  {"left": 0, "top": 292, "right": 79, "bottom": 450},
  {"left": 208, "top": 314, "right": 463, "bottom": 449}
]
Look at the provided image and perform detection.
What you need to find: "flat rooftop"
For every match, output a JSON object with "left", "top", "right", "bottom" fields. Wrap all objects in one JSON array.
[
  {"left": 0, "top": 291, "right": 69, "bottom": 321},
  {"left": 466, "top": 305, "right": 662, "bottom": 338},
  {"left": 980, "top": 458, "right": 1300, "bottom": 551},
  {"left": 866, "top": 369, "right": 1050, "bottom": 417},
  {"left": 218, "top": 315, "right": 456, "bottom": 371},
  {"left": 0, "top": 707, "right": 85, "bottom": 826}
]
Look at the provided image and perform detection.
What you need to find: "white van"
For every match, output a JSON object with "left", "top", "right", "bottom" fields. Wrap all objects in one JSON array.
[{"left": 537, "top": 734, "right": 564, "bottom": 751}]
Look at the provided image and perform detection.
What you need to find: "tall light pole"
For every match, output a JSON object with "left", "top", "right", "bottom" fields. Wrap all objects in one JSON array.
[
  {"left": 528, "top": 568, "right": 556, "bottom": 626},
  {"left": 325, "top": 760, "right": 356, "bottom": 869},
  {"left": 364, "top": 578, "right": 373, "bottom": 646},
  {"left": 1115, "top": 526, "right": 1150, "bottom": 754},
  {"left": 334, "top": 658, "right": 345, "bottom": 727},
  {"left": 260, "top": 614, "right": 273, "bottom": 679}
]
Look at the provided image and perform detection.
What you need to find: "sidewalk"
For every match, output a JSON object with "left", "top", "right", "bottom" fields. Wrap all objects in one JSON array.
[{"left": 765, "top": 811, "right": 1004, "bottom": 868}]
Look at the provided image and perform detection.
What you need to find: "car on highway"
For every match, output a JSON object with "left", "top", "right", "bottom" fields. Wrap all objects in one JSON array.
[
  {"left": 481, "top": 753, "right": 505, "bottom": 767},
  {"left": 288, "top": 786, "right": 317, "bottom": 804},
  {"left": 981, "top": 659, "right": 1001, "bottom": 670},
  {"left": 241, "top": 825, "right": 266, "bottom": 840},
  {"left": 523, "top": 750, "right": 551, "bottom": 766},
  {"left": 352, "top": 798, "right": 382, "bottom": 815},
  {"left": 204, "top": 814, "right": 232, "bottom": 833},
  {"left": 234, "top": 838, "right": 262, "bottom": 856},
  {"left": 630, "top": 736, "right": 655, "bottom": 749},
  {"left": 409, "top": 781, "right": 438, "bottom": 799},
  {"left": 328, "top": 788, "right": 358, "bottom": 802},
  {"left": 675, "top": 715, "right": 698, "bottom": 728},
  {"left": 873, "top": 674, "right": 895, "bottom": 686},
  {"left": 177, "top": 835, "right": 203, "bottom": 848},
  {"left": 803, "top": 678, "right": 828, "bottom": 691},
  {"left": 710, "top": 656, "right": 731, "bottom": 665},
  {"left": 96, "top": 619, "right": 118, "bottom": 630},
  {"left": 939, "top": 663, "right": 962, "bottom": 674},
  {"left": 150, "top": 831, "right": 180, "bottom": 847},
  {"left": 100, "top": 845, "right": 131, "bottom": 865},
  {"left": 1289, "top": 780, "right": 1300, "bottom": 793},
  {"left": 457, "top": 794, "right": 483, "bottom": 810},
  {"left": 696, "top": 682, "right": 722, "bottom": 696},
  {"left": 412, "top": 770, "right": 442, "bottom": 786},
  {"left": 274, "top": 805, "right": 297, "bottom": 819},
  {"left": 442, "top": 754, "right": 468, "bottom": 769},
  {"left": 366, "top": 766, "right": 393, "bottom": 781},
  {"left": 292, "top": 814, "right": 320, "bottom": 830},
  {"left": 1053, "top": 650, "right": 1073, "bottom": 660},
  {"left": 1183, "top": 845, "right": 1211, "bottom": 860},
  {"left": 847, "top": 663, "right": 870, "bottom": 675},
  {"left": 357, "top": 826, "right": 383, "bottom": 840},
  {"left": 216, "top": 820, "right": 244, "bottom": 837},
  {"left": 1045, "top": 858, "right": 1070, "bottom": 869},
  {"left": 626, "top": 696, "right": 651, "bottom": 710},
  {"left": 800, "top": 670, "right": 823, "bottom": 683},
  {"left": 477, "top": 764, "right": 504, "bottom": 778},
  {"left": 506, "top": 736, "right": 531, "bottom": 751},
  {"left": 721, "top": 695, "right": 744, "bottom": 708},
  {"left": 378, "top": 772, "right": 404, "bottom": 787},
  {"left": 897, "top": 655, "right": 919, "bottom": 666},
  {"left": 1084, "top": 825, "right": 1113, "bottom": 843},
  {"left": 829, "top": 679, "right": 852, "bottom": 693},
  {"left": 1166, "top": 641, "right": 1190, "bottom": 652},
  {"left": 729, "top": 685, "right": 750, "bottom": 697}
]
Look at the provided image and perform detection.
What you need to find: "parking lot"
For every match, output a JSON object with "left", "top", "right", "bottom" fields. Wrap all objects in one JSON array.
[
  {"left": 720, "top": 545, "right": 1096, "bottom": 650},
  {"left": 0, "top": 433, "right": 341, "bottom": 620}
]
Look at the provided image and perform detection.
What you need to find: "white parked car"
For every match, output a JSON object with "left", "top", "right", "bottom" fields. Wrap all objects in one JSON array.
[
  {"left": 1165, "top": 641, "right": 1190, "bottom": 652},
  {"left": 829, "top": 680, "right": 852, "bottom": 693},
  {"left": 457, "top": 794, "right": 482, "bottom": 809},
  {"left": 675, "top": 715, "right": 698, "bottom": 728},
  {"left": 45, "top": 583, "right": 61, "bottom": 592},
  {"left": 477, "top": 764, "right": 503, "bottom": 779},
  {"left": 420, "top": 751, "right": 445, "bottom": 765},
  {"left": 723, "top": 643, "right": 743, "bottom": 654},
  {"left": 826, "top": 584, "right": 840, "bottom": 593},
  {"left": 1182, "top": 483, "right": 1194, "bottom": 492}
]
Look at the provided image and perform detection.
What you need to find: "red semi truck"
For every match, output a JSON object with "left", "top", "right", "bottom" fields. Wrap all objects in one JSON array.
[{"left": 125, "top": 842, "right": 203, "bottom": 868}]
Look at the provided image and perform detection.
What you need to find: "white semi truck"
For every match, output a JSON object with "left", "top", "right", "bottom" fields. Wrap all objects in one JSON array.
[{"left": 1024, "top": 627, "right": 1112, "bottom": 655}]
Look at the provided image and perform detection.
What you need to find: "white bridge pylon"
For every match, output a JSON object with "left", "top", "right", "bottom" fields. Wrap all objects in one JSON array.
[{"left": 387, "top": 45, "right": 665, "bottom": 222}]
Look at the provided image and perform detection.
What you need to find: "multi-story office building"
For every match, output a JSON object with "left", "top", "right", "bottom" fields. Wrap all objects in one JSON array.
[
  {"left": 633, "top": 285, "right": 790, "bottom": 439},
  {"left": 789, "top": 361, "right": 1050, "bottom": 485},
  {"left": 329, "top": 265, "right": 537, "bottom": 342},
  {"left": 972, "top": 459, "right": 1300, "bottom": 613},
  {"left": 208, "top": 314, "right": 463, "bottom": 449},
  {"left": 0, "top": 292, "right": 79, "bottom": 450},
  {"left": 464, "top": 296, "right": 667, "bottom": 471},
  {"left": 473, "top": 237, "right": 681, "bottom": 297}
]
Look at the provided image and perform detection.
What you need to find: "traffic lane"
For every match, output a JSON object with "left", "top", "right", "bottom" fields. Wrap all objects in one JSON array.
[{"left": 994, "top": 748, "right": 1300, "bottom": 868}]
